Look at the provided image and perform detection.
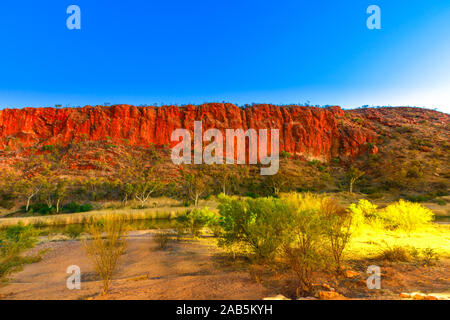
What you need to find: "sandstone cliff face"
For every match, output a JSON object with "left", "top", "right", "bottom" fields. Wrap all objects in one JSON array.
[{"left": 0, "top": 104, "right": 378, "bottom": 162}]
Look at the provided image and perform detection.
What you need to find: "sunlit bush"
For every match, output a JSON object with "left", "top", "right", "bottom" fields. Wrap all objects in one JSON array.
[
  {"left": 378, "top": 200, "right": 434, "bottom": 231},
  {"left": 217, "top": 195, "right": 286, "bottom": 261},
  {"left": 348, "top": 199, "right": 379, "bottom": 229},
  {"left": 83, "top": 215, "right": 128, "bottom": 295},
  {"left": 280, "top": 192, "right": 324, "bottom": 212},
  {"left": 218, "top": 192, "right": 357, "bottom": 295},
  {"left": 279, "top": 205, "right": 328, "bottom": 295}
]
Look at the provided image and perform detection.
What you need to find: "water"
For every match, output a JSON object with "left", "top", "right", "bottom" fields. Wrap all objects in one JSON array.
[
  {"left": 24, "top": 215, "right": 450, "bottom": 236},
  {"left": 37, "top": 219, "right": 178, "bottom": 235},
  {"left": 435, "top": 216, "right": 450, "bottom": 224}
]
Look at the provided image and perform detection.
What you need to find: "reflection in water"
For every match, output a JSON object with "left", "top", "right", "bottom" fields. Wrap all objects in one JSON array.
[
  {"left": 35, "top": 215, "right": 450, "bottom": 235},
  {"left": 37, "top": 219, "right": 178, "bottom": 235},
  {"left": 435, "top": 216, "right": 450, "bottom": 224}
]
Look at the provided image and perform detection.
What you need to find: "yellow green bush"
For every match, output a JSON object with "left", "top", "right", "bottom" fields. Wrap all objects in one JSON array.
[
  {"left": 348, "top": 199, "right": 434, "bottom": 231},
  {"left": 378, "top": 200, "right": 434, "bottom": 231},
  {"left": 348, "top": 199, "right": 379, "bottom": 229}
]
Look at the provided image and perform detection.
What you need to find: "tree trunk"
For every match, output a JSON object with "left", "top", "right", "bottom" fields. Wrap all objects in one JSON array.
[
  {"left": 26, "top": 196, "right": 32, "bottom": 212},
  {"left": 194, "top": 194, "right": 199, "bottom": 207}
]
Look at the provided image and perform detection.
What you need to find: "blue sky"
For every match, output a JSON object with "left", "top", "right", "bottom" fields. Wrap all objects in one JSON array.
[{"left": 0, "top": 0, "right": 449, "bottom": 112}]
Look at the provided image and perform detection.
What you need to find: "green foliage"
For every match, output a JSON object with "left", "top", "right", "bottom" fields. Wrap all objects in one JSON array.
[
  {"left": 346, "top": 166, "right": 365, "bottom": 193},
  {"left": 218, "top": 192, "right": 355, "bottom": 293},
  {"left": 376, "top": 243, "right": 440, "bottom": 265},
  {"left": 62, "top": 202, "right": 93, "bottom": 213},
  {"left": 242, "top": 198, "right": 288, "bottom": 261},
  {"left": 0, "top": 223, "right": 39, "bottom": 280},
  {"left": 1, "top": 223, "right": 38, "bottom": 248},
  {"left": 421, "top": 247, "right": 440, "bottom": 266},
  {"left": 154, "top": 230, "right": 171, "bottom": 250},
  {"left": 176, "top": 207, "right": 217, "bottom": 237},
  {"left": 352, "top": 117, "right": 363, "bottom": 125},
  {"left": 377, "top": 243, "right": 419, "bottom": 262},
  {"left": 321, "top": 199, "right": 353, "bottom": 273},
  {"left": 22, "top": 203, "right": 55, "bottom": 215},
  {"left": 348, "top": 199, "right": 379, "bottom": 229},
  {"left": 280, "top": 193, "right": 331, "bottom": 294},
  {"left": 366, "top": 142, "right": 375, "bottom": 152},
  {"left": 0, "top": 197, "right": 15, "bottom": 209},
  {"left": 64, "top": 224, "right": 84, "bottom": 239},
  {"left": 40, "top": 145, "right": 56, "bottom": 152},
  {"left": 279, "top": 150, "right": 291, "bottom": 159},
  {"left": 217, "top": 195, "right": 288, "bottom": 261}
]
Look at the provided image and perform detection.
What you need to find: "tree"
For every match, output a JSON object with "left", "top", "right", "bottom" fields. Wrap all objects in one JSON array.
[
  {"left": 19, "top": 175, "right": 46, "bottom": 212},
  {"left": 347, "top": 166, "right": 365, "bottom": 194},
  {"left": 181, "top": 169, "right": 211, "bottom": 207},
  {"left": 321, "top": 199, "right": 353, "bottom": 273},
  {"left": 263, "top": 168, "right": 292, "bottom": 196},
  {"left": 210, "top": 164, "right": 236, "bottom": 195},
  {"left": 15, "top": 158, "right": 50, "bottom": 212},
  {"left": 53, "top": 179, "right": 69, "bottom": 213},
  {"left": 82, "top": 177, "right": 106, "bottom": 201},
  {"left": 132, "top": 170, "right": 162, "bottom": 208}
]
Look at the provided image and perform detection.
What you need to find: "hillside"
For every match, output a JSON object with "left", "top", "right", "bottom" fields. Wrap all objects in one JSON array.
[{"left": 0, "top": 104, "right": 448, "bottom": 209}]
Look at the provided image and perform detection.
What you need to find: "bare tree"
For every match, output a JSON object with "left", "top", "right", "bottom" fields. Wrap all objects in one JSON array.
[{"left": 347, "top": 166, "right": 365, "bottom": 194}]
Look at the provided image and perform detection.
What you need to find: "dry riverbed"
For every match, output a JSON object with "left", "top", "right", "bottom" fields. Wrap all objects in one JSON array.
[{"left": 0, "top": 231, "right": 448, "bottom": 300}]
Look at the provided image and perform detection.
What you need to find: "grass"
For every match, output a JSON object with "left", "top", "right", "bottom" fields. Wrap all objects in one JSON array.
[
  {"left": 0, "top": 206, "right": 194, "bottom": 228},
  {"left": 347, "top": 224, "right": 450, "bottom": 261}
]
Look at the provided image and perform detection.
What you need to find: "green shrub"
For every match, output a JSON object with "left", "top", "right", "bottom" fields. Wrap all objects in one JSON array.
[
  {"left": 154, "top": 230, "right": 171, "bottom": 250},
  {"left": 321, "top": 199, "right": 353, "bottom": 273},
  {"left": 242, "top": 198, "right": 288, "bottom": 261},
  {"left": 280, "top": 193, "right": 329, "bottom": 295},
  {"left": 216, "top": 194, "right": 250, "bottom": 251},
  {"left": 405, "top": 195, "right": 432, "bottom": 203},
  {"left": 22, "top": 203, "right": 55, "bottom": 215},
  {"left": 62, "top": 202, "right": 93, "bottom": 213},
  {"left": 0, "top": 223, "right": 39, "bottom": 280},
  {"left": 280, "top": 150, "right": 291, "bottom": 159},
  {"left": 377, "top": 244, "right": 418, "bottom": 262},
  {"left": 421, "top": 247, "right": 440, "bottom": 266},
  {"left": 176, "top": 207, "right": 217, "bottom": 237},
  {"left": 378, "top": 200, "right": 434, "bottom": 231},
  {"left": 2, "top": 223, "right": 39, "bottom": 249},
  {"left": 0, "top": 199, "right": 15, "bottom": 209},
  {"left": 206, "top": 214, "right": 222, "bottom": 237},
  {"left": 41, "top": 145, "right": 56, "bottom": 152},
  {"left": 348, "top": 199, "right": 379, "bottom": 228},
  {"left": 217, "top": 195, "right": 288, "bottom": 261},
  {"left": 64, "top": 224, "right": 84, "bottom": 239}
]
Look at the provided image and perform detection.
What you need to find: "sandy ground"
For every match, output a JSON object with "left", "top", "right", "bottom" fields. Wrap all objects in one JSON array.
[
  {"left": 0, "top": 231, "right": 448, "bottom": 300},
  {"left": 0, "top": 231, "right": 270, "bottom": 300}
]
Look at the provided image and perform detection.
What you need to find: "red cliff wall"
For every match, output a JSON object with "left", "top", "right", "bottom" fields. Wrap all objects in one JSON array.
[{"left": 0, "top": 104, "right": 378, "bottom": 161}]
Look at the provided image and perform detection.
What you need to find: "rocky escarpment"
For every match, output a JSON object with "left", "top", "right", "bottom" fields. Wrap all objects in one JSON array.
[{"left": 0, "top": 103, "right": 380, "bottom": 162}]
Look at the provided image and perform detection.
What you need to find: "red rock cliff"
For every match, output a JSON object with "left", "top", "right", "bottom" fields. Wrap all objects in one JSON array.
[{"left": 0, "top": 104, "right": 378, "bottom": 161}]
